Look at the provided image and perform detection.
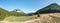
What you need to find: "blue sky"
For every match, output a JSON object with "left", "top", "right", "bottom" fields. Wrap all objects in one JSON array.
[{"left": 0, "top": 0, "right": 60, "bottom": 13}]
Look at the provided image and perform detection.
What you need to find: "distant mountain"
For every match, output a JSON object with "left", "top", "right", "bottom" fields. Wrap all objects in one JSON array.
[
  {"left": 35, "top": 3, "right": 60, "bottom": 14},
  {"left": 13, "top": 9, "right": 22, "bottom": 12},
  {"left": 10, "top": 9, "right": 28, "bottom": 16},
  {"left": 27, "top": 13, "right": 33, "bottom": 16}
]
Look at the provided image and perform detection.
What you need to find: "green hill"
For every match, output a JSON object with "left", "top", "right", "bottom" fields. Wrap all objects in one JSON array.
[
  {"left": 9, "top": 9, "right": 28, "bottom": 16},
  {"left": 0, "top": 8, "right": 9, "bottom": 20},
  {"left": 35, "top": 3, "right": 60, "bottom": 14}
]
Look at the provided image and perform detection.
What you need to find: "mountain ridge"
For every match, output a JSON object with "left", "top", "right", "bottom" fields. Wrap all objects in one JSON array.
[{"left": 35, "top": 3, "right": 60, "bottom": 14}]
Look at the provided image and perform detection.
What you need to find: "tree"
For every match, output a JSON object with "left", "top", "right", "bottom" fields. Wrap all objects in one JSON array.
[{"left": 0, "top": 8, "right": 9, "bottom": 20}]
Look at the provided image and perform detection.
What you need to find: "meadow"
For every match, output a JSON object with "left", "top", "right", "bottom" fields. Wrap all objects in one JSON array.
[{"left": 4, "top": 16, "right": 33, "bottom": 22}]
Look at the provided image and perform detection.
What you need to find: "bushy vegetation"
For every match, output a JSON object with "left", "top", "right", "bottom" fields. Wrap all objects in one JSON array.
[{"left": 0, "top": 8, "right": 9, "bottom": 20}]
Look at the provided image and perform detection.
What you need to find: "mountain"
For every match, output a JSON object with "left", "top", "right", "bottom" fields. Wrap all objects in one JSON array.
[
  {"left": 27, "top": 13, "right": 33, "bottom": 16},
  {"left": 35, "top": 3, "right": 60, "bottom": 14},
  {"left": 13, "top": 9, "right": 22, "bottom": 12},
  {"left": 0, "top": 8, "right": 9, "bottom": 20},
  {"left": 10, "top": 9, "right": 28, "bottom": 16}
]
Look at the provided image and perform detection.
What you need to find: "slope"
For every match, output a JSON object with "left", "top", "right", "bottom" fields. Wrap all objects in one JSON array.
[
  {"left": 35, "top": 3, "right": 60, "bottom": 14},
  {"left": 0, "top": 8, "right": 9, "bottom": 20}
]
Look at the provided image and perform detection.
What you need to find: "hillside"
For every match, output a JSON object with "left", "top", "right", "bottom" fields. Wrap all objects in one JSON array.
[
  {"left": 0, "top": 8, "right": 29, "bottom": 21},
  {"left": 0, "top": 8, "right": 9, "bottom": 20},
  {"left": 10, "top": 9, "right": 28, "bottom": 16},
  {"left": 35, "top": 3, "right": 60, "bottom": 14}
]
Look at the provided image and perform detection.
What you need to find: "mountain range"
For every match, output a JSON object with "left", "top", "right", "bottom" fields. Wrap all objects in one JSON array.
[
  {"left": 0, "top": 3, "right": 60, "bottom": 18},
  {"left": 34, "top": 3, "right": 60, "bottom": 14}
]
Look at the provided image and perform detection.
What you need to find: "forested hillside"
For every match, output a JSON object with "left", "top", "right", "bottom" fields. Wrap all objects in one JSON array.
[
  {"left": 35, "top": 3, "right": 60, "bottom": 14},
  {"left": 0, "top": 8, "right": 9, "bottom": 20}
]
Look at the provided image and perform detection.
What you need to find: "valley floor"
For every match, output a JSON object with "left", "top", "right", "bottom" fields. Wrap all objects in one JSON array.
[
  {"left": 0, "top": 18, "right": 40, "bottom": 23},
  {"left": 0, "top": 13, "right": 60, "bottom": 23}
]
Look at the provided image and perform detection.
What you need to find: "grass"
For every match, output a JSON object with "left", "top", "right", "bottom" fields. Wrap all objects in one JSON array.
[{"left": 4, "top": 16, "right": 33, "bottom": 22}]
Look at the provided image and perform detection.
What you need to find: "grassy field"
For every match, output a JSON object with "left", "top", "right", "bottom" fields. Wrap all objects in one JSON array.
[{"left": 4, "top": 16, "right": 33, "bottom": 22}]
